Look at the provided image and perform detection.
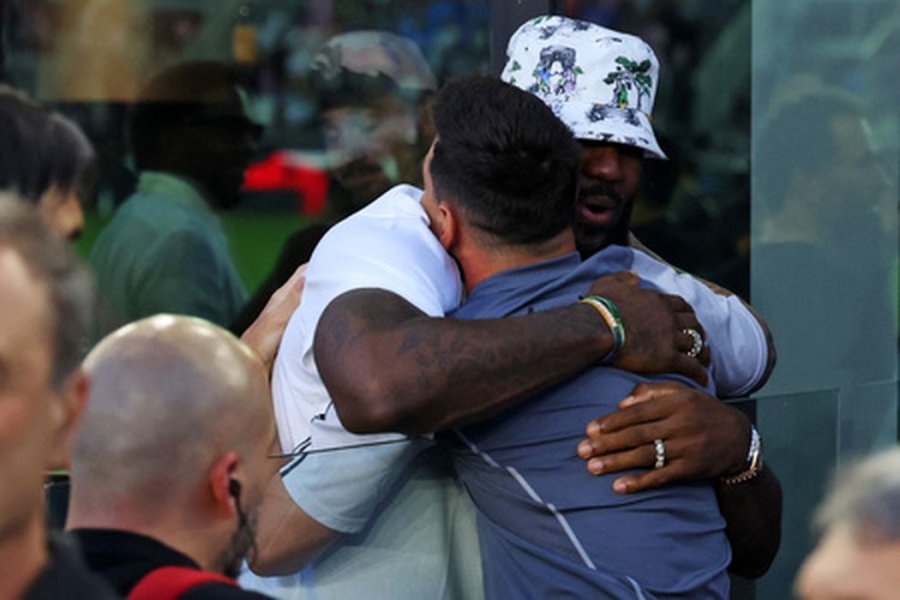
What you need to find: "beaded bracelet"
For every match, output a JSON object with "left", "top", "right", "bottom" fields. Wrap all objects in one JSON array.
[{"left": 579, "top": 295, "right": 626, "bottom": 363}]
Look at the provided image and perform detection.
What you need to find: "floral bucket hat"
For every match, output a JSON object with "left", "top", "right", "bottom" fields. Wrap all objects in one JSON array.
[{"left": 501, "top": 15, "right": 666, "bottom": 159}]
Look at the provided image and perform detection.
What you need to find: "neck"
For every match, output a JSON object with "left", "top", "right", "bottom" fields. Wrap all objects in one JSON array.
[
  {"left": 457, "top": 229, "right": 576, "bottom": 293},
  {"left": 0, "top": 510, "right": 48, "bottom": 599}
]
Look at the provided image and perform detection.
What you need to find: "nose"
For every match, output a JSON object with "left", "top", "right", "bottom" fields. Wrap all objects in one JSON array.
[
  {"left": 62, "top": 193, "right": 85, "bottom": 241},
  {"left": 581, "top": 145, "right": 625, "bottom": 182}
]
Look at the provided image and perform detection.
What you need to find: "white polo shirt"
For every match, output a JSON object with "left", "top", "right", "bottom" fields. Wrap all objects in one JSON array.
[{"left": 249, "top": 185, "right": 481, "bottom": 600}]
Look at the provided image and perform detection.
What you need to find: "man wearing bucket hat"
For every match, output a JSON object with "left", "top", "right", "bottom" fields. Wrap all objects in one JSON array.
[{"left": 499, "top": 14, "right": 780, "bottom": 577}]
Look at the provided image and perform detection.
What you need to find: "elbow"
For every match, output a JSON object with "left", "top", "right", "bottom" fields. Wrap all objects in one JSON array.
[{"left": 328, "top": 373, "right": 411, "bottom": 434}]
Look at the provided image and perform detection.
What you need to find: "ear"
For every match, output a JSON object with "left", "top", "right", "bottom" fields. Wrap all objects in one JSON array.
[
  {"left": 47, "top": 368, "right": 90, "bottom": 470},
  {"left": 209, "top": 451, "right": 241, "bottom": 517},
  {"left": 434, "top": 202, "right": 459, "bottom": 251}
]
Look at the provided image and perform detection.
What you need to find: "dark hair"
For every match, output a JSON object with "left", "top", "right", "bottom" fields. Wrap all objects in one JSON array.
[
  {"left": 429, "top": 74, "right": 580, "bottom": 246},
  {"left": 129, "top": 61, "right": 260, "bottom": 170},
  {"left": 0, "top": 85, "right": 95, "bottom": 203},
  {"left": 0, "top": 195, "right": 94, "bottom": 387}
]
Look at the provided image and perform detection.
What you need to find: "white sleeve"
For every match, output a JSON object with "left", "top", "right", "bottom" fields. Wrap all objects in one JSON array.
[
  {"left": 630, "top": 249, "right": 769, "bottom": 397},
  {"left": 270, "top": 186, "right": 460, "bottom": 532},
  {"left": 280, "top": 408, "right": 432, "bottom": 534},
  {"left": 272, "top": 185, "right": 463, "bottom": 454}
]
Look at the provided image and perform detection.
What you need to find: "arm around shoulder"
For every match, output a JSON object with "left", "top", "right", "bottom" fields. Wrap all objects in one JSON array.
[{"left": 314, "top": 288, "right": 614, "bottom": 434}]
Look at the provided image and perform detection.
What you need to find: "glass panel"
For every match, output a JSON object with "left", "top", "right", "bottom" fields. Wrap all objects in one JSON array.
[
  {"left": 0, "top": 0, "right": 491, "bottom": 334},
  {"left": 755, "top": 389, "right": 841, "bottom": 599},
  {"left": 752, "top": 0, "right": 899, "bottom": 597}
]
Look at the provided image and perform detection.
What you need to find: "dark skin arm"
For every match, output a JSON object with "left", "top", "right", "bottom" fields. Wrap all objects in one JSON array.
[
  {"left": 577, "top": 381, "right": 783, "bottom": 578},
  {"left": 315, "top": 271, "right": 709, "bottom": 435}
]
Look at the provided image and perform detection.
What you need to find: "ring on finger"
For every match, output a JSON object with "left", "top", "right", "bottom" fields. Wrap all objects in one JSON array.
[
  {"left": 653, "top": 438, "right": 666, "bottom": 469},
  {"left": 682, "top": 328, "right": 703, "bottom": 359}
]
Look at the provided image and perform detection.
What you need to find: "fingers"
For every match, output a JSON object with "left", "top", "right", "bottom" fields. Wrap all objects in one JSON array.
[
  {"left": 609, "top": 270, "right": 640, "bottom": 286},
  {"left": 669, "top": 354, "right": 708, "bottom": 387},
  {"left": 584, "top": 444, "right": 653, "bottom": 476},
  {"left": 580, "top": 435, "right": 690, "bottom": 494},
  {"left": 612, "top": 464, "right": 687, "bottom": 494},
  {"left": 663, "top": 293, "right": 692, "bottom": 313},
  {"left": 585, "top": 270, "right": 639, "bottom": 296},
  {"left": 619, "top": 381, "right": 684, "bottom": 409},
  {"left": 290, "top": 263, "right": 309, "bottom": 291}
]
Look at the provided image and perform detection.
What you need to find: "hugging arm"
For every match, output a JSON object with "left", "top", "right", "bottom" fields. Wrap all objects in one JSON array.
[
  {"left": 577, "top": 381, "right": 782, "bottom": 578},
  {"left": 315, "top": 272, "right": 709, "bottom": 435}
]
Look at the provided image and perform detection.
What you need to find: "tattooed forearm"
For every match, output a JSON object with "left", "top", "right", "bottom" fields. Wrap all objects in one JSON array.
[{"left": 314, "top": 288, "right": 611, "bottom": 434}]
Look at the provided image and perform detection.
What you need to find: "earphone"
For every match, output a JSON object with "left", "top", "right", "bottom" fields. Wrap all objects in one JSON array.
[{"left": 228, "top": 478, "right": 242, "bottom": 499}]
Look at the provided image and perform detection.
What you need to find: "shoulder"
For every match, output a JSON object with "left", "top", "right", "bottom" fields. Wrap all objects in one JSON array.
[
  {"left": 24, "top": 534, "right": 118, "bottom": 600},
  {"left": 307, "top": 184, "right": 462, "bottom": 316},
  {"left": 317, "top": 184, "right": 432, "bottom": 249}
]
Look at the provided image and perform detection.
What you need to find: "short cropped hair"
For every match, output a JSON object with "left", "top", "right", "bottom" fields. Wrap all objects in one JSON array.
[
  {"left": 0, "top": 194, "right": 93, "bottom": 386},
  {"left": 429, "top": 74, "right": 580, "bottom": 246},
  {"left": 0, "top": 85, "right": 95, "bottom": 203},
  {"left": 815, "top": 447, "right": 900, "bottom": 544}
]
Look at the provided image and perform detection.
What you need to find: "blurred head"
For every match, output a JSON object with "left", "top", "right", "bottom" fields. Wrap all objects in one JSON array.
[
  {"left": 130, "top": 61, "right": 262, "bottom": 210},
  {"left": 0, "top": 195, "right": 93, "bottom": 545},
  {"left": 796, "top": 447, "right": 900, "bottom": 599},
  {"left": 312, "top": 31, "right": 436, "bottom": 211},
  {"left": 756, "top": 87, "right": 891, "bottom": 242},
  {"left": 502, "top": 16, "right": 666, "bottom": 253},
  {"left": 0, "top": 86, "right": 94, "bottom": 240},
  {"left": 70, "top": 315, "right": 277, "bottom": 576},
  {"left": 424, "top": 74, "right": 580, "bottom": 260}
]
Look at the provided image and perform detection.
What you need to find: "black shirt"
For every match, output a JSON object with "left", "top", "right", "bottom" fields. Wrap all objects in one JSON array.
[
  {"left": 24, "top": 533, "right": 118, "bottom": 599},
  {"left": 72, "top": 529, "right": 271, "bottom": 599}
]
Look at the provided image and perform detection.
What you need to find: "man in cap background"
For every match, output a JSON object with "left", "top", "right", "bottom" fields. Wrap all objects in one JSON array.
[{"left": 232, "top": 31, "right": 437, "bottom": 333}]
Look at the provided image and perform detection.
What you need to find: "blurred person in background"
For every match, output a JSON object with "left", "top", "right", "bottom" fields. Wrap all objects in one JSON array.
[
  {"left": 90, "top": 60, "right": 261, "bottom": 334},
  {"left": 754, "top": 84, "right": 895, "bottom": 395},
  {"left": 795, "top": 447, "right": 900, "bottom": 599},
  {"left": 67, "top": 315, "right": 280, "bottom": 599},
  {"left": 0, "top": 85, "right": 95, "bottom": 241},
  {"left": 232, "top": 31, "right": 436, "bottom": 333},
  {"left": 0, "top": 196, "right": 114, "bottom": 598}
]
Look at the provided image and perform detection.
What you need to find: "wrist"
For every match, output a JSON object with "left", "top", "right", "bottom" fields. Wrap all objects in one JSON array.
[
  {"left": 578, "top": 295, "right": 626, "bottom": 363},
  {"left": 719, "top": 424, "right": 764, "bottom": 486}
]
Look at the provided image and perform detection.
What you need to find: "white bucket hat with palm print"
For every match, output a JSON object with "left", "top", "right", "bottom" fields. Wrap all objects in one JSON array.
[{"left": 501, "top": 15, "right": 666, "bottom": 159}]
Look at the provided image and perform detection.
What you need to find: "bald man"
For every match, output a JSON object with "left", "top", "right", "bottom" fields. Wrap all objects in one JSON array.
[{"left": 66, "top": 315, "right": 280, "bottom": 599}]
